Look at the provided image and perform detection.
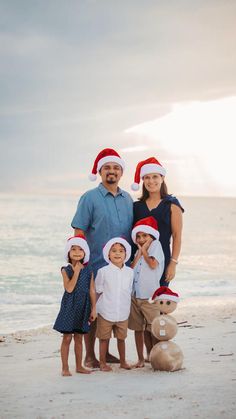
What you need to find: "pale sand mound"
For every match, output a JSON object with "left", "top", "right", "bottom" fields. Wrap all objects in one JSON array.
[{"left": 0, "top": 296, "right": 236, "bottom": 419}]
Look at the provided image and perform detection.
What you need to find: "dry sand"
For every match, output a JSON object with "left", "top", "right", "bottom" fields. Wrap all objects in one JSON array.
[{"left": 1, "top": 296, "right": 236, "bottom": 419}]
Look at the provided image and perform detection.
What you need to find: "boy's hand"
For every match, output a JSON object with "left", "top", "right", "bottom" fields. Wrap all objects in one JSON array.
[{"left": 142, "top": 236, "right": 153, "bottom": 251}]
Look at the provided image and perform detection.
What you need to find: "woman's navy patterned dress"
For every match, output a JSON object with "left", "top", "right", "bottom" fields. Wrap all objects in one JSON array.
[
  {"left": 53, "top": 264, "right": 92, "bottom": 334},
  {"left": 133, "top": 195, "right": 184, "bottom": 286}
]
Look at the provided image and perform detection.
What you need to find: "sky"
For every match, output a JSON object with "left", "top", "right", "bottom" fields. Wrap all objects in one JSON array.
[{"left": 0, "top": 0, "right": 236, "bottom": 197}]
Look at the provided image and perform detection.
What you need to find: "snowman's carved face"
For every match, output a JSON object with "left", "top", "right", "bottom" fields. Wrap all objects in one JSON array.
[{"left": 156, "top": 299, "right": 177, "bottom": 314}]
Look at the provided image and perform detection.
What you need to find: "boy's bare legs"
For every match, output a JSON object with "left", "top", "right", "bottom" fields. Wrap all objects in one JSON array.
[
  {"left": 144, "top": 330, "right": 159, "bottom": 361},
  {"left": 84, "top": 321, "right": 100, "bottom": 368},
  {"left": 134, "top": 331, "right": 145, "bottom": 368},
  {"left": 99, "top": 339, "right": 112, "bottom": 371},
  {"left": 117, "top": 339, "right": 132, "bottom": 369},
  {"left": 84, "top": 320, "right": 119, "bottom": 367},
  {"left": 74, "top": 333, "right": 92, "bottom": 374},
  {"left": 61, "top": 334, "right": 73, "bottom": 376}
]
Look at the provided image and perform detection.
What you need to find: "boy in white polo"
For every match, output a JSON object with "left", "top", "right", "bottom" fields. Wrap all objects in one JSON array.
[
  {"left": 128, "top": 216, "right": 165, "bottom": 367},
  {"left": 95, "top": 237, "right": 133, "bottom": 371}
]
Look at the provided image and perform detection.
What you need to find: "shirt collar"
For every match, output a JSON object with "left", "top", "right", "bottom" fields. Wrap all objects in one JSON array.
[
  {"left": 108, "top": 262, "right": 126, "bottom": 271},
  {"left": 98, "top": 183, "right": 124, "bottom": 197}
]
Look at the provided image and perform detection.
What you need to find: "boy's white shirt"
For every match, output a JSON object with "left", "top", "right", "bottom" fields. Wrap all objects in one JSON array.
[
  {"left": 133, "top": 240, "right": 165, "bottom": 299},
  {"left": 95, "top": 263, "right": 134, "bottom": 322}
]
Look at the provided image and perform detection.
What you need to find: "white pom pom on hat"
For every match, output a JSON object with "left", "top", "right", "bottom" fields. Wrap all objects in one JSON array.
[
  {"left": 88, "top": 148, "right": 125, "bottom": 181},
  {"left": 131, "top": 157, "right": 166, "bottom": 190}
]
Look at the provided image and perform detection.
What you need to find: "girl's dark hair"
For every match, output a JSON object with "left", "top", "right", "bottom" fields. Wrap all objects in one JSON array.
[{"left": 138, "top": 178, "right": 168, "bottom": 202}]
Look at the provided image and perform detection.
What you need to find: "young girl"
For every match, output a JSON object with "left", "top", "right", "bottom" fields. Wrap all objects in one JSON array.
[
  {"left": 53, "top": 235, "right": 96, "bottom": 376},
  {"left": 95, "top": 237, "right": 133, "bottom": 372},
  {"left": 128, "top": 216, "right": 165, "bottom": 367}
]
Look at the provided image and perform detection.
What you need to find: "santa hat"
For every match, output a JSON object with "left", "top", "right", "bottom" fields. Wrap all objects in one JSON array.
[
  {"left": 89, "top": 148, "right": 125, "bottom": 181},
  {"left": 64, "top": 235, "right": 90, "bottom": 264},
  {"left": 131, "top": 157, "right": 166, "bottom": 191},
  {"left": 103, "top": 237, "right": 131, "bottom": 264},
  {"left": 131, "top": 216, "right": 159, "bottom": 243},
  {"left": 149, "top": 286, "right": 179, "bottom": 304}
]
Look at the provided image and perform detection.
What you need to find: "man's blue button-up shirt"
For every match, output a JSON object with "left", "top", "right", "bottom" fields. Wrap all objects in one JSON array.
[{"left": 71, "top": 183, "right": 133, "bottom": 276}]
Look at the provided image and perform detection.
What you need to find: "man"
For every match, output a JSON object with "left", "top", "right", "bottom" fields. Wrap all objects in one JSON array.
[{"left": 71, "top": 148, "right": 133, "bottom": 367}]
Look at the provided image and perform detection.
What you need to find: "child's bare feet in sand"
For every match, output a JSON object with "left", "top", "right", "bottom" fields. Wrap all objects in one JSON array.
[
  {"left": 120, "top": 362, "right": 132, "bottom": 370},
  {"left": 76, "top": 366, "right": 92, "bottom": 374},
  {"left": 62, "top": 369, "right": 72, "bottom": 376},
  {"left": 84, "top": 358, "right": 100, "bottom": 369},
  {"left": 100, "top": 363, "right": 113, "bottom": 372},
  {"left": 134, "top": 360, "right": 145, "bottom": 368}
]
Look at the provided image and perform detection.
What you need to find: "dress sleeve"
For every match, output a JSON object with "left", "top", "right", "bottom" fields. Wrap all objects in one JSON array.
[
  {"left": 95, "top": 268, "right": 104, "bottom": 293},
  {"left": 168, "top": 195, "right": 184, "bottom": 212},
  {"left": 71, "top": 192, "right": 93, "bottom": 230}
]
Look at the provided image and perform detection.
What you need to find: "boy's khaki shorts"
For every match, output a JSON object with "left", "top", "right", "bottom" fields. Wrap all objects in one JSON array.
[
  {"left": 96, "top": 314, "right": 128, "bottom": 340},
  {"left": 128, "top": 296, "right": 160, "bottom": 332}
]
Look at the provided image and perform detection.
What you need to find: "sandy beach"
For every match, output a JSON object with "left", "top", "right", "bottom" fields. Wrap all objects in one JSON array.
[{"left": 1, "top": 296, "right": 236, "bottom": 419}]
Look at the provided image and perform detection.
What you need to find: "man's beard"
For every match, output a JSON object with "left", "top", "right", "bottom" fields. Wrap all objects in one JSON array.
[{"left": 106, "top": 174, "right": 117, "bottom": 184}]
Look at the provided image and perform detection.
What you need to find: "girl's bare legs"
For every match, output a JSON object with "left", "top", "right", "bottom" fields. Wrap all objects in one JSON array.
[
  {"left": 74, "top": 333, "right": 92, "bottom": 374},
  {"left": 61, "top": 334, "right": 72, "bottom": 376},
  {"left": 99, "top": 339, "right": 112, "bottom": 371},
  {"left": 134, "top": 331, "right": 145, "bottom": 368},
  {"left": 117, "top": 339, "right": 132, "bottom": 369}
]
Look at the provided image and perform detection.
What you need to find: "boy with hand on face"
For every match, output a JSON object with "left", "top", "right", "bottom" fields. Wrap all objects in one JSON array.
[{"left": 129, "top": 216, "right": 165, "bottom": 367}]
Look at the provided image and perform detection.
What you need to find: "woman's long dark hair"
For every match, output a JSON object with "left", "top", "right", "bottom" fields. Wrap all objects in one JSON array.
[{"left": 138, "top": 178, "right": 168, "bottom": 202}]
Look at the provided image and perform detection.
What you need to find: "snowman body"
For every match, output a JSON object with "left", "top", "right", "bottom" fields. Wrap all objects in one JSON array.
[{"left": 149, "top": 286, "right": 183, "bottom": 372}]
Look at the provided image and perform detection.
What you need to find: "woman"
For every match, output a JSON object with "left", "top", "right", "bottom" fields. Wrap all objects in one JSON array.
[
  {"left": 131, "top": 157, "right": 184, "bottom": 361},
  {"left": 131, "top": 156, "right": 184, "bottom": 286}
]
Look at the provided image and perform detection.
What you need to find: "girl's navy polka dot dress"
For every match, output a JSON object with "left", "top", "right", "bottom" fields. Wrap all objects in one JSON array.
[{"left": 53, "top": 264, "right": 92, "bottom": 334}]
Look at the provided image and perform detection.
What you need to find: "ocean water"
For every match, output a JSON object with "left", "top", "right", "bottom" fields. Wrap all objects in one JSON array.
[{"left": 0, "top": 193, "right": 236, "bottom": 334}]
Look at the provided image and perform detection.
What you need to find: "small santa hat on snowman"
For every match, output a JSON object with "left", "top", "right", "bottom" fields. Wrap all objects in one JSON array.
[
  {"left": 89, "top": 148, "right": 125, "bottom": 181},
  {"left": 131, "top": 216, "right": 160, "bottom": 243},
  {"left": 149, "top": 286, "right": 179, "bottom": 304},
  {"left": 64, "top": 235, "right": 90, "bottom": 264},
  {"left": 131, "top": 157, "right": 166, "bottom": 191}
]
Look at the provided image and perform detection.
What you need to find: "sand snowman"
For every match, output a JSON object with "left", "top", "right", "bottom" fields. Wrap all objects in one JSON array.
[{"left": 148, "top": 286, "right": 183, "bottom": 372}]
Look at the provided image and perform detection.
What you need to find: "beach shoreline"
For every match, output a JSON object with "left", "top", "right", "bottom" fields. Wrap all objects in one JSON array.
[{"left": 1, "top": 295, "right": 236, "bottom": 419}]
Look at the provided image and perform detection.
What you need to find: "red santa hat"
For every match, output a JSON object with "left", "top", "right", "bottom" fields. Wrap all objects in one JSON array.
[
  {"left": 89, "top": 148, "right": 125, "bottom": 181},
  {"left": 131, "top": 216, "right": 159, "bottom": 243},
  {"left": 103, "top": 237, "right": 131, "bottom": 264},
  {"left": 149, "top": 286, "right": 179, "bottom": 304},
  {"left": 131, "top": 157, "right": 166, "bottom": 191},
  {"left": 64, "top": 235, "right": 90, "bottom": 264}
]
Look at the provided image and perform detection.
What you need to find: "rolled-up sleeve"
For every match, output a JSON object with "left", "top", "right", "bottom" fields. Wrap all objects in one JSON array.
[{"left": 95, "top": 269, "right": 104, "bottom": 293}]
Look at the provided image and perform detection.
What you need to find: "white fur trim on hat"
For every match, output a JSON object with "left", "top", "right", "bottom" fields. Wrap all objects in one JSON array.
[
  {"left": 131, "top": 225, "right": 159, "bottom": 243},
  {"left": 140, "top": 163, "right": 166, "bottom": 178},
  {"left": 64, "top": 237, "right": 90, "bottom": 264},
  {"left": 103, "top": 237, "right": 131, "bottom": 264},
  {"left": 155, "top": 293, "right": 179, "bottom": 303},
  {"left": 97, "top": 156, "right": 125, "bottom": 171}
]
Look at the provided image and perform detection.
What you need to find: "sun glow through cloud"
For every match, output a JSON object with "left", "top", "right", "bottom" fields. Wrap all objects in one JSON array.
[{"left": 125, "top": 96, "right": 236, "bottom": 196}]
